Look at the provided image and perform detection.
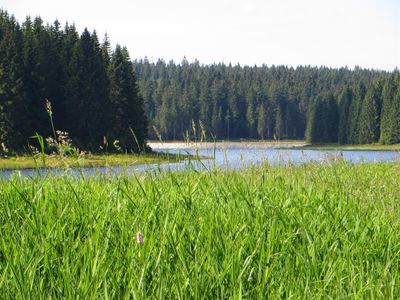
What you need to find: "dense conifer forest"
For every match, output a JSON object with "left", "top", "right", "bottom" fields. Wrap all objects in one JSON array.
[
  {"left": 134, "top": 59, "right": 400, "bottom": 144},
  {"left": 0, "top": 10, "right": 147, "bottom": 153},
  {"left": 1, "top": 10, "right": 400, "bottom": 154}
]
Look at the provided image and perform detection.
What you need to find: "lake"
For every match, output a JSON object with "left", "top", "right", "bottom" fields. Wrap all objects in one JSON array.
[{"left": 1, "top": 142, "right": 399, "bottom": 179}]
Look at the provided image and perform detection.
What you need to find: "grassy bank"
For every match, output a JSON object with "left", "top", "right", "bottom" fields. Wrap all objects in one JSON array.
[
  {"left": 1, "top": 162, "right": 400, "bottom": 298},
  {"left": 0, "top": 152, "right": 191, "bottom": 170},
  {"left": 295, "top": 143, "right": 400, "bottom": 151}
]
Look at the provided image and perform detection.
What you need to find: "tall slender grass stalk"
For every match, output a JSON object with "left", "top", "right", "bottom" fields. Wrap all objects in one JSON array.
[{"left": 0, "top": 162, "right": 399, "bottom": 298}]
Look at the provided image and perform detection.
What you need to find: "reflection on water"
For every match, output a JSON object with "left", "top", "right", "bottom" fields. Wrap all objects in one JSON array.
[{"left": 1, "top": 147, "right": 399, "bottom": 179}]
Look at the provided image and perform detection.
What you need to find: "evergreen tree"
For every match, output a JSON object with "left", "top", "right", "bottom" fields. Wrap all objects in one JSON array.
[
  {"left": 358, "top": 81, "right": 382, "bottom": 144},
  {"left": 305, "top": 93, "right": 338, "bottom": 144},
  {"left": 0, "top": 10, "right": 149, "bottom": 152},
  {"left": 245, "top": 89, "right": 257, "bottom": 138},
  {"left": 305, "top": 99, "right": 321, "bottom": 144},
  {"left": 257, "top": 104, "right": 267, "bottom": 139},
  {"left": 108, "top": 45, "right": 147, "bottom": 151},
  {"left": 2, "top": 9, "right": 400, "bottom": 151},
  {"left": 0, "top": 11, "right": 28, "bottom": 151},
  {"left": 380, "top": 74, "right": 400, "bottom": 144},
  {"left": 323, "top": 93, "right": 339, "bottom": 143},
  {"left": 347, "top": 82, "right": 366, "bottom": 144},
  {"left": 24, "top": 17, "right": 51, "bottom": 137},
  {"left": 60, "top": 23, "right": 80, "bottom": 134},
  {"left": 75, "top": 29, "right": 110, "bottom": 149},
  {"left": 338, "top": 87, "right": 352, "bottom": 144}
]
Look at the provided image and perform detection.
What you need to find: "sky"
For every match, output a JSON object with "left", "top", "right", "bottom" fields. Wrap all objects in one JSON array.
[{"left": 1, "top": 0, "right": 399, "bottom": 71}]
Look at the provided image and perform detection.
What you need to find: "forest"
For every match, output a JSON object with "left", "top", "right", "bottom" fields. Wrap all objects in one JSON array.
[
  {"left": 0, "top": 10, "right": 148, "bottom": 153},
  {"left": 1, "top": 7, "right": 400, "bottom": 299},
  {"left": 134, "top": 59, "right": 400, "bottom": 144},
  {"left": 1, "top": 9, "right": 400, "bottom": 154}
]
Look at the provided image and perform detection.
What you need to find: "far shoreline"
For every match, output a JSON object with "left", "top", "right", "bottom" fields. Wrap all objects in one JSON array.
[
  {"left": 148, "top": 140, "right": 306, "bottom": 150},
  {"left": 148, "top": 140, "right": 400, "bottom": 151}
]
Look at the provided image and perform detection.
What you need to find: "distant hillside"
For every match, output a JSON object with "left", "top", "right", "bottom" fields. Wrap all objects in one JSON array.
[{"left": 134, "top": 59, "right": 400, "bottom": 144}]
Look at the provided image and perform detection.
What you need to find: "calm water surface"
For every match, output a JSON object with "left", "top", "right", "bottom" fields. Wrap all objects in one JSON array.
[{"left": 1, "top": 146, "right": 399, "bottom": 179}]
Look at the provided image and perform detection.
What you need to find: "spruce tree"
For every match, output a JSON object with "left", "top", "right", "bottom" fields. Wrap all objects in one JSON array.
[
  {"left": 358, "top": 81, "right": 382, "bottom": 144},
  {"left": 338, "top": 87, "right": 352, "bottom": 144},
  {"left": 60, "top": 23, "right": 80, "bottom": 135},
  {"left": 323, "top": 93, "right": 339, "bottom": 143},
  {"left": 75, "top": 29, "right": 110, "bottom": 149},
  {"left": 108, "top": 45, "right": 147, "bottom": 151},
  {"left": 0, "top": 12, "right": 28, "bottom": 151},
  {"left": 305, "top": 100, "right": 320, "bottom": 144},
  {"left": 305, "top": 94, "right": 338, "bottom": 144},
  {"left": 245, "top": 89, "right": 257, "bottom": 138},
  {"left": 380, "top": 74, "right": 400, "bottom": 144},
  {"left": 257, "top": 104, "right": 267, "bottom": 139},
  {"left": 347, "top": 82, "right": 366, "bottom": 144},
  {"left": 23, "top": 17, "right": 51, "bottom": 138}
]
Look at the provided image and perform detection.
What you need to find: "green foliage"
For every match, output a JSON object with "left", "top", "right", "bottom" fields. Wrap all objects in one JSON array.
[
  {"left": 305, "top": 93, "right": 339, "bottom": 143},
  {"left": 108, "top": 46, "right": 147, "bottom": 151},
  {"left": 358, "top": 80, "right": 382, "bottom": 144},
  {"left": 257, "top": 104, "right": 267, "bottom": 139},
  {"left": 380, "top": 73, "right": 400, "bottom": 144},
  {"left": 347, "top": 82, "right": 366, "bottom": 144},
  {"left": 1, "top": 163, "right": 400, "bottom": 297},
  {"left": 1, "top": 9, "right": 400, "bottom": 150},
  {"left": 0, "top": 10, "right": 148, "bottom": 153},
  {"left": 134, "top": 60, "right": 399, "bottom": 144},
  {"left": 0, "top": 11, "right": 28, "bottom": 151},
  {"left": 337, "top": 87, "right": 352, "bottom": 144}
]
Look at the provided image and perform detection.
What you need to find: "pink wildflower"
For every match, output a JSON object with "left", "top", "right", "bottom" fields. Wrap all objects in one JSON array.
[{"left": 136, "top": 231, "right": 143, "bottom": 245}]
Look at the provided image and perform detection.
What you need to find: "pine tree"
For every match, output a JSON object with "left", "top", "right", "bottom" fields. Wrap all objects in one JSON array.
[
  {"left": 338, "top": 87, "right": 352, "bottom": 144},
  {"left": 198, "top": 79, "right": 212, "bottom": 134},
  {"left": 358, "top": 81, "right": 382, "bottom": 144},
  {"left": 347, "top": 82, "right": 366, "bottom": 144},
  {"left": 60, "top": 23, "right": 80, "bottom": 134},
  {"left": 380, "top": 74, "right": 400, "bottom": 144},
  {"left": 257, "top": 104, "right": 267, "bottom": 139},
  {"left": 108, "top": 45, "right": 147, "bottom": 151},
  {"left": 305, "top": 100, "right": 319, "bottom": 144},
  {"left": 246, "top": 89, "right": 257, "bottom": 138},
  {"left": 275, "top": 104, "right": 283, "bottom": 140},
  {"left": 47, "top": 20, "right": 66, "bottom": 131},
  {"left": 305, "top": 93, "right": 338, "bottom": 144},
  {"left": 23, "top": 17, "right": 51, "bottom": 137},
  {"left": 2, "top": 9, "right": 400, "bottom": 151},
  {"left": 323, "top": 93, "right": 339, "bottom": 143},
  {"left": 0, "top": 11, "right": 28, "bottom": 151},
  {"left": 75, "top": 29, "right": 110, "bottom": 149}
]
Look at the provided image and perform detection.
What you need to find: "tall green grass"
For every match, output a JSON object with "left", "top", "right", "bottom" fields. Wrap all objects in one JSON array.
[{"left": 1, "top": 162, "right": 400, "bottom": 298}]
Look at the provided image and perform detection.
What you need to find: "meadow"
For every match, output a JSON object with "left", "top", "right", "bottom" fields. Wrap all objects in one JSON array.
[{"left": 1, "top": 161, "right": 400, "bottom": 298}]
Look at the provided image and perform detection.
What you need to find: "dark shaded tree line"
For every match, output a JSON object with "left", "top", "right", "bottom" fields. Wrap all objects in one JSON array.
[
  {"left": 0, "top": 10, "right": 147, "bottom": 153},
  {"left": 134, "top": 59, "right": 400, "bottom": 144},
  {"left": 306, "top": 75, "right": 400, "bottom": 144}
]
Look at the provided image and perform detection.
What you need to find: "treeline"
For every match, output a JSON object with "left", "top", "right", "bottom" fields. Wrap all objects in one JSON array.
[
  {"left": 1, "top": 10, "right": 399, "bottom": 151},
  {"left": 0, "top": 10, "right": 147, "bottom": 153},
  {"left": 134, "top": 59, "right": 400, "bottom": 144}
]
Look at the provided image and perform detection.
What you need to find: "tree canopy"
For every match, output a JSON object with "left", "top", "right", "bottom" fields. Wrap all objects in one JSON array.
[
  {"left": 134, "top": 59, "right": 399, "bottom": 144},
  {"left": 0, "top": 10, "right": 148, "bottom": 153}
]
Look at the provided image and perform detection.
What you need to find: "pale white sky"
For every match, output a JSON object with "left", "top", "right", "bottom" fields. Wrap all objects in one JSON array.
[{"left": 2, "top": 0, "right": 399, "bottom": 70}]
